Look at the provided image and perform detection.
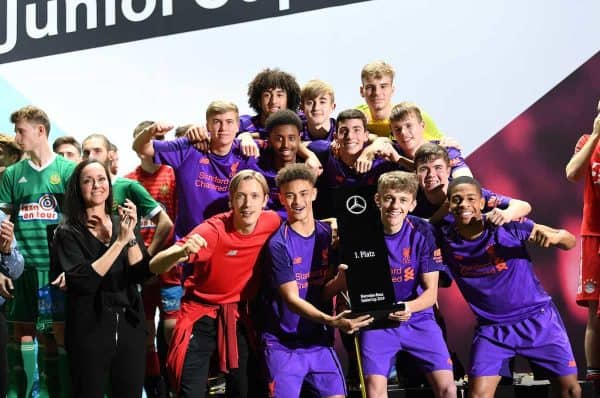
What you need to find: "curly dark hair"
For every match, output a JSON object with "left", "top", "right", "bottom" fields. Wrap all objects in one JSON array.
[{"left": 247, "top": 68, "right": 301, "bottom": 114}]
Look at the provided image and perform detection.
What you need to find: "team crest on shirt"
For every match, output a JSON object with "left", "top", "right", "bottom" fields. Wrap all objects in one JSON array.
[
  {"left": 159, "top": 184, "right": 170, "bottom": 198},
  {"left": 18, "top": 194, "right": 59, "bottom": 221},
  {"left": 293, "top": 256, "right": 302, "bottom": 265},
  {"left": 199, "top": 158, "right": 210, "bottom": 165},
  {"left": 584, "top": 279, "right": 597, "bottom": 294},
  {"left": 49, "top": 174, "right": 61, "bottom": 185},
  {"left": 229, "top": 162, "right": 240, "bottom": 177},
  {"left": 402, "top": 247, "right": 411, "bottom": 264}
]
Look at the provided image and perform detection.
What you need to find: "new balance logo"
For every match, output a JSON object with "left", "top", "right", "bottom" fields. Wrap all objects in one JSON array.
[
  {"left": 18, "top": 176, "right": 27, "bottom": 184},
  {"left": 226, "top": 250, "right": 238, "bottom": 256}
]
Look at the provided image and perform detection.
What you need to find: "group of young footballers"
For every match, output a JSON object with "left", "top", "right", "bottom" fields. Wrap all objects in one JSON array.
[{"left": 0, "top": 60, "right": 596, "bottom": 398}]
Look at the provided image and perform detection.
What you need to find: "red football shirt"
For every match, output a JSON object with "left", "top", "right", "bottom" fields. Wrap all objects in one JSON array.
[
  {"left": 125, "top": 164, "right": 178, "bottom": 283},
  {"left": 575, "top": 134, "right": 600, "bottom": 235}
]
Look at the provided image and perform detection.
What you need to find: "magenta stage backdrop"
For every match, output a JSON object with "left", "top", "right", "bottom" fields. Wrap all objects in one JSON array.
[{"left": 439, "top": 51, "right": 600, "bottom": 377}]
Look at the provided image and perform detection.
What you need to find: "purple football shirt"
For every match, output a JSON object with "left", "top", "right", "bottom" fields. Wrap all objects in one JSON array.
[
  {"left": 437, "top": 218, "right": 551, "bottom": 324},
  {"left": 310, "top": 144, "right": 401, "bottom": 218},
  {"left": 256, "top": 149, "right": 287, "bottom": 219},
  {"left": 300, "top": 117, "right": 336, "bottom": 142},
  {"left": 153, "top": 137, "right": 258, "bottom": 240},
  {"left": 263, "top": 221, "right": 334, "bottom": 347}
]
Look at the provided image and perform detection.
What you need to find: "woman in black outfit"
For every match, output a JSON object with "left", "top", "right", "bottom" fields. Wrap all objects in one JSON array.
[{"left": 52, "top": 159, "right": 152, "bottom": 398}]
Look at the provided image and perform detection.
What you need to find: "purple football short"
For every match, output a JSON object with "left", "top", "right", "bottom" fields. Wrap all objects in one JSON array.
[
  {"left": 360, "top": 315, "right": 453, "bottom": 377},
  {"left": 470, "top": 303, "right": 577, "bottom": 378},
  {"left": 264, "top": 343, "right": 346, "bottom": 398}
]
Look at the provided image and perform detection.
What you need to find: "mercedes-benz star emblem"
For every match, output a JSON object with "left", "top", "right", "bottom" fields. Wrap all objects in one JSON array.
[{"left": 346, "top": 195, "right": 367, "bottom": 215}]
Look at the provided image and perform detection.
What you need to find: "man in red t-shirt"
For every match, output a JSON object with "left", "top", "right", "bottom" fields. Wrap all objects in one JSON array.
[
  {"left": 150, "top": 170, "right": 280, "bottom": 397},
  {"left": 566, "top": 99, "right": 600, "bottom": 380}
]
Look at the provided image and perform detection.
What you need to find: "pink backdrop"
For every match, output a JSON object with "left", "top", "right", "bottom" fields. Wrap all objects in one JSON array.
[{"left": 439, "top": 51, "right": 600, "bottom": 377}]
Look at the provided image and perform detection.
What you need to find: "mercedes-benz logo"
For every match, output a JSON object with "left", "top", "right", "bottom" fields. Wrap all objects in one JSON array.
[{"left": 346, "top": 195, "right": 367, "bottom": 215}]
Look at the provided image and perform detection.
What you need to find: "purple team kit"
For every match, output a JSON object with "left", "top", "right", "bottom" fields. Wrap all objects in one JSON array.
[
  {"left": 436, "top": 218, "right": 577, "bottom": 377},
  {"left": 262, "top": 221, "right": 346, "bottom": 397},
  {"left": 153, "top": 136, "right": 258, "bottom": 239},
  {"left": 360, "top": 216, "right": 453, "bottom": 377}
]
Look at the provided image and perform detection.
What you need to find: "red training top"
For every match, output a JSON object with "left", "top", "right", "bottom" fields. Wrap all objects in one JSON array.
[
  {"left": 167, "top": 210, "right": 280, "bottom": 390},
  {"left": 575, "top": 134, "right": 600, "bottom": 236}
]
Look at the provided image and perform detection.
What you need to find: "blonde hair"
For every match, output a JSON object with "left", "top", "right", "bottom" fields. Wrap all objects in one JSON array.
[
  {"left": 301, "top": 79, "right": 335, "bottom": 104},
  {"left": 206, "top": 101, "right": 239, "bottom": 121},
  {"left": 10, "top": 105, "right": 51, "bottom": 136},
  {"left": 361, "top": 60, "right": 395, "bottom": 82},
  {"left": 228, "top": 170, "right": 269, "bottom": 198}
]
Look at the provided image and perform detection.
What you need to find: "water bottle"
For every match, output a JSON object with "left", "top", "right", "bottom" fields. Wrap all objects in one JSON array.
[{"left": 36, "top": 285, "right": 52, "bottom": 333}]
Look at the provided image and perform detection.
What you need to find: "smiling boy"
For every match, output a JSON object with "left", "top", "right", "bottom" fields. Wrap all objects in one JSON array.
[
  {"left": 436, "top": 176, "right": 580, "bottom": 398},
  {"left": 359, "top": 171, "right": 455, "bottom": 398},
  {"left": 262, "top": 163, "right": 371, "bottom": 397}
]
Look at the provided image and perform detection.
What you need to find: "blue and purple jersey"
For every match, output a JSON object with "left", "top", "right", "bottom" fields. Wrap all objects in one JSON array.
[
  {"left": 153, "top": 137, "right": 258, "bottom": 240},
  {"left": 263, "top": 221, "right": 334, "bottom": 347},
  {"left": 385, "top": 215, "right": 445, "bottom": 320},
  {"left": 436, "top": 218, "right": 551, "bottom": 325}
]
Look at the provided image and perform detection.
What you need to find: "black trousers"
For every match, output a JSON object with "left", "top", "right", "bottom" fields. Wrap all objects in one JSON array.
[
  {"left": 67, "top": 308, "right": 146, "bottom": 398},
  {"left": 179, "top": 316, "right": 249, "bottom": 398}
]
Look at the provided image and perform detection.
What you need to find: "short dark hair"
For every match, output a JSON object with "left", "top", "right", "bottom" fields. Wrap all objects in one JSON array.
[
  {"left": 336, "top": 109, "right": 367, "bottom": 130},
  {"left": 276, "top": 163, "right": 317, "bottom": 188},
  {"left": 52, "top": 136, "right": 82, "bottom": 155},
  {"left": 447, "top": 176, "right": 482, "bottom": 198},
  {"left": 265, "top": 110, "right": 302, "bottom": 135},
  {"left": 247, "top": 68, "right": 301, "bottom": 114},
  {"left": 414, "top": 143, "right": 450, "bottom": 168},
  {"left": 63, "top": 160, "right": 113, "bottom": 229}
]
